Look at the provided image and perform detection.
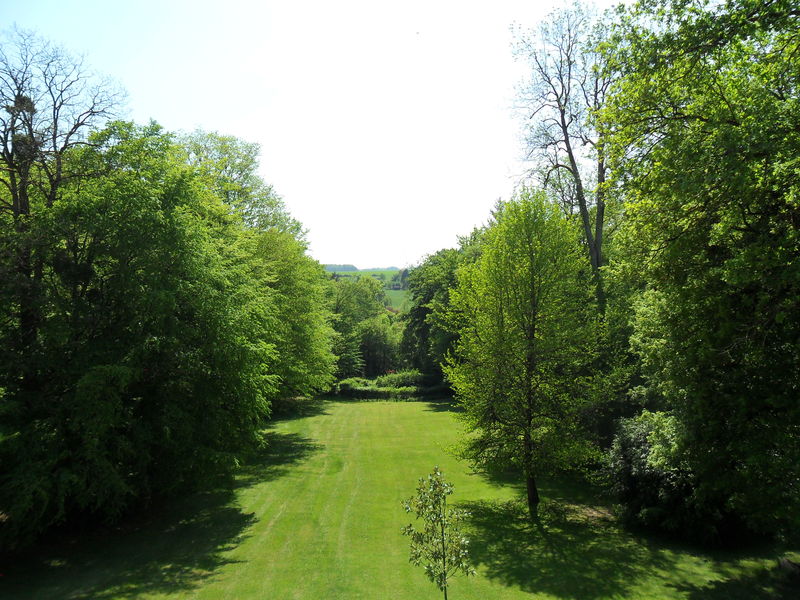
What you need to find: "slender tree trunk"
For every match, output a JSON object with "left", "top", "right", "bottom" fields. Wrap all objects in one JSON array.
[
  {"left": 593, "top": 140, "right": 607, "bottom": 315},
  {"left": 522, "top": 432, "right": 540, "bottom": 519},
  {"left": 441, "top": 495, "right": 448, "bottom": 600}
]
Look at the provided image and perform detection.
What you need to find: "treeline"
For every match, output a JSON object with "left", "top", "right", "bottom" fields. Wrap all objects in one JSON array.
[
  {"left": 400, "top": 0, "right": 800, "bottom": 543},
  {"left": 0, "top": 34, "right": 337, "bottom": 550}
]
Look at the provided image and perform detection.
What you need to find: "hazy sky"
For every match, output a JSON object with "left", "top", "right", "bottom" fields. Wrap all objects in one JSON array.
[{"left": 2, "top": 0, "right": 617, "bottom": 268}]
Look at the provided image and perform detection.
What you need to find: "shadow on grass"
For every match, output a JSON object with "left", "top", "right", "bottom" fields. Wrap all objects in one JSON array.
[
  {"left": 235, "top": 430, "right": 322, "bottom": 489},
  {"left": 1, "top": 491, "right": 252, "bottom": 600},
  {"left": 1, "top": 430, "right": 322, "bottom": 600},
  {"left": 268, "top": 395, "right": 330, "bottom": 421},
  {"left": 670, "top": 567, "right": 800, "bottom": 600},
  {"left": 461, "top": 498, "right": 673, "bottom": 600},
  {"left": 423, "top": 397, "right": 463, "bottom": 413}
]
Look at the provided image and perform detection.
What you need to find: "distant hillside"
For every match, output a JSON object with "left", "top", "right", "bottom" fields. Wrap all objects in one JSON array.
[{"left": 324, "top": 265, "right": 400, "bottom": 272}]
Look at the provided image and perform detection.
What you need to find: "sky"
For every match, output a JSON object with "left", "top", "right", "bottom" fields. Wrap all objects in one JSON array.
[{"left": 1, "top": 0, "right": 618, "bottom": 269}]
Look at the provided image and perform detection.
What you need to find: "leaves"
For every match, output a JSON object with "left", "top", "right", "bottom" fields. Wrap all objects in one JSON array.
[{"left": 401, "top": 467, "right": 476, "bottom": 594}]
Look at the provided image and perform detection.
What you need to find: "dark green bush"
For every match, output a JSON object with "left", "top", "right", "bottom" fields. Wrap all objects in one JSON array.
[{"left": 607, "top": 411, "right": 730, "bottom": 543}]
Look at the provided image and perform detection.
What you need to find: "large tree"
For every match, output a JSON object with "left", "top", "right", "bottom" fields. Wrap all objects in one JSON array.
[
  {"left": 445, "top": 190, "right": 596, "bottom": 519},
  {"left": 603, "top": 0, "right": 800, "bottom": 535},
  {"left": 514, "top": 3, "right": 612, "bottom": 309},
  {"left": 0, "top": 29, "right": 118, "bottom": 401}
]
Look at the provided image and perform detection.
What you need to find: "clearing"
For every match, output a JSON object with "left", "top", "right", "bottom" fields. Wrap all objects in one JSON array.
[{"left": 2, "top": 399, "right": 796, "bottom": 599}]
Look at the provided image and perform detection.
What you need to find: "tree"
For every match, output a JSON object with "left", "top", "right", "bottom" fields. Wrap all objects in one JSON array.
[
  {"left": 0, "top": 29, "right": 118, "bottom": 402},
  {"left": 445, "top": 189, "right": 596, "bottom": 519},
  {"left": 358, "top": 313, "right": 402, "bottom": 377},
  {"left": 514, "top": 3, "right": 612, "bottom": 309},
  {"left": 602, "top": 0, "right": 800, "bottom": 536},
  {"left": 180, "top": 130, "right": 302, "bottom": 236},
  {"left": 401, "top": 466, "right": 475, "bottom": 600},
  {"left": 401, "top": 249, "right": 461, "bottom": 376},
  {"left": 330, "top": 276, "right": 387, "bottom": 378},
  {"left": 0, "top": 121, "right": 280, "bottom": 548},
  {"left": 181, "top": 130, "right": 336, "bottom": 397},
  {"left": 250, "top": 228, "right": 336, "bottom": 397}
]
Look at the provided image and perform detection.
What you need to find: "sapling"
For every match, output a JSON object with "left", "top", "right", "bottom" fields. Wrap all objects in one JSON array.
[{"left": 402, "top": 466, "right": 475, "bottom": 599}]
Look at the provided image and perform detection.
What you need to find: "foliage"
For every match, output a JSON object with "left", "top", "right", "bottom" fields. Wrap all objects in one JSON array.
[
  {"left": 358, "top": 313, "right": 403, "bottom": 377},
  {"left": 330, "top": 276, "right": 403, "bottom": 378},
  {"left": 180, "top": 130, "right": 303, "bottom": 236},
  {"left": 606, "top": 411, "right": 728, "bottom": 541},
  {"left": 375, "top": 370, "right": 427, "bottom": 389},
  {"left": 602, "top": 0, "right": 800, "bottom": 537},
  {"left": 251, "top": 229, "right": 336, "bottom": 398},
  {"left": 336, "top": 370, "right": 445, "bottom": 400},
  {"left": 400, "top": 231, "right": 484, "bottom": 379},
  {"left": 445, "top": 189, "right": 598, "bottom": 518},
  {"left": 0, "top": 47, "right": 335, "bottom": 549},
  {"left": 402, "top": 466, "right": 475, "bottom": 599},
  {"left": 401, "top": 249, "right": 462, "bottom": 376}
]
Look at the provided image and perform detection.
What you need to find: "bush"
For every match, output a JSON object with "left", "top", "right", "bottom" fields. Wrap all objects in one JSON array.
[
  {"left": 375, "top": 370, "right": 426, "bottom": 388},
  {"left": 336, "top": 379, "right": 417, "bottom": 400},
  {"left": 607, "top": 411, "right": 730, "bottom": 543}
]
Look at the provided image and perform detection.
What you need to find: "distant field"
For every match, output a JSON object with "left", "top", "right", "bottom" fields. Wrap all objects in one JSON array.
[
  {"left": 5, "top": 400, "right": 798, "bottom": 599},
  {"left": 330, "top": 268, "right": 400, "bottom": 281},
  {"left": 327, "top": 267, "right": 410, "bottom": 311},
  {"left": 385, "top": 288, "right": 410, "bottom": 311}
]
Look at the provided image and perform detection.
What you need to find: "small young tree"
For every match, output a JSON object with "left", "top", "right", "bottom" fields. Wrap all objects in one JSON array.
[{"left": 401, "top": 466, "right": 475, "bottom": 600}]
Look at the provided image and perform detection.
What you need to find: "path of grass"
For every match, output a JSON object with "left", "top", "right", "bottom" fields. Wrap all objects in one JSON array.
[{"left": 2, "top": 399, "right": 797, "bottom": 599}]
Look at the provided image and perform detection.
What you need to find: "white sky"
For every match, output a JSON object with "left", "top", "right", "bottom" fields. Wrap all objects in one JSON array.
[{"left": 1, "top": 0, "right": 619, "bottom": 268}]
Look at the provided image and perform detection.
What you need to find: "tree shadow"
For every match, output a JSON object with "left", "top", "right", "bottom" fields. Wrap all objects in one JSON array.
[
  {"left": 268, "top": 395, "right": 330, "bottom": 421},
  {"left": 670, "top": 566, "right": 800, "bottom": 600},
  {"left": 235, "top": 430, "right": 322, "bottom": 489},
  {"left": 423, "top": 397, "right": 463, "bottom": 413},
  {"left": 1, "top": 430, "right": 322, "bottom": 600},
  {"left": 1, "top": 491, "right": 252, "bottom": 600},
  {"left": 460, "top": 498, "right": 674, "bottom": 600}
]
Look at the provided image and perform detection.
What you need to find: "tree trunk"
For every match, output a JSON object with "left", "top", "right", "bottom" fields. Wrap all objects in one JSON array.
[
  {"left": 522, "top": 432, "right": 540, "bottom": 519},
  {"left": 526, "top": 472, "right": 540, "bottom": 520}
]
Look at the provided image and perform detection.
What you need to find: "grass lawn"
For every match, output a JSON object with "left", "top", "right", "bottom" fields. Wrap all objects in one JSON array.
[{"left": 2, "top": 399, "right": 797, "bottom": 599}]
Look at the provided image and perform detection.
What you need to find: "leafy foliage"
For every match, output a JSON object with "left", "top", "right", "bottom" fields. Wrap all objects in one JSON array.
[
  {"left": 445, "top": 189, "right": 598, "bottom": 518},
  {"left": 601, "top": 0, "right": 800, "bottom": 537},
  {"left": 606, "top": 411, "right": 728, "bottom": 542},
  {"left": 402, "top": 466, "right": 475, "bottom": 598},
  {"left": 0, "top": 87, "right": 335, "bottom": 550}
]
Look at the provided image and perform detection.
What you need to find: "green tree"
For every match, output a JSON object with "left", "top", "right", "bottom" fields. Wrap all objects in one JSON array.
[
  {"left": 330, "top": 275, "right": 388, "bottom": 378},
  {"left": 180, "top": 130, "right": 302, "bottom": 236},
  {"left": 402, "top": 466, "right": 475, "bottom": 600},
  {"left": 0, "top": 29, "right": 118, "bottom": 412},
  {"left": 180, "top": 130, "right": 335, "bottom": 397},
  {"left": 445, "top": 189, "right": 597, "bottom": 519},
  {"left": 250, "top": 229, "right": 336, "bottom": 397},
  {"left": 602, "top": 0, "right": 800, "bottom": 536},
  {"left": 401, "top": 249, "right": 461, "bottom": 376},
  {"left": 358, "top": 313, "right": 403, "bottom": 377},
  {"left": 0, "top": 120, "right": 282, "bottom": 548}
]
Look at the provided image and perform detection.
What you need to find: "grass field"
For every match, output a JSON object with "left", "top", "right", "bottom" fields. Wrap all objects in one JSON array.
[
  {"left": 3, "top": 399, "right": 797, "bottom": 599},
  {"left": 385, "top": 288, "right": 410, "bottom": 311}
]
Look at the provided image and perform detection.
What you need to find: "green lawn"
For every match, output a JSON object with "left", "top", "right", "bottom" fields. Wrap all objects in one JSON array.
[{"left": 3, "top": 399, "right": 797, "bottom": 599}]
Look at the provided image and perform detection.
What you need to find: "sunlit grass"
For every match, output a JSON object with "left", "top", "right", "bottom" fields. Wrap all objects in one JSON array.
[{"left": 3, "top": 399, "right": 797, "bottom": 599}]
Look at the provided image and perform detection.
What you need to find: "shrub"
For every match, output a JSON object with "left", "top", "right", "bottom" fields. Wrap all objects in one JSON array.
[
  {"left": 607, "top": 411, "right": 729, "bottom": 542},
  {"left": 375, "top": 370, "right": 426, "bottom": 388}
]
